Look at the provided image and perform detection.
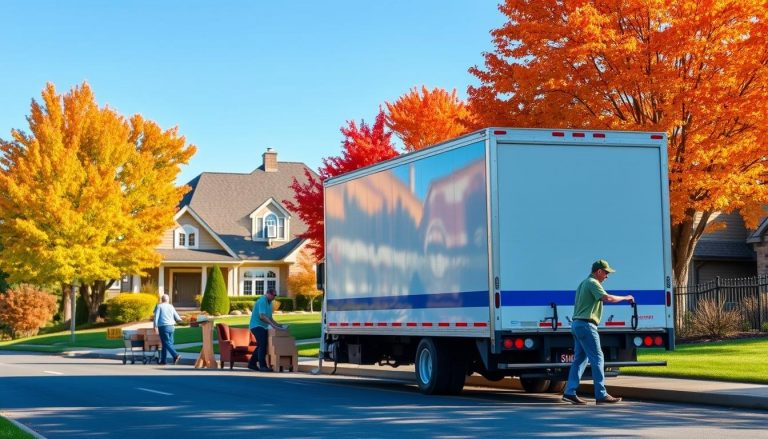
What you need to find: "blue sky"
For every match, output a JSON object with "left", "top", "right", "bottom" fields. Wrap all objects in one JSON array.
[{"left": 0, "top": 1, "right": 505, "bottom": 184}]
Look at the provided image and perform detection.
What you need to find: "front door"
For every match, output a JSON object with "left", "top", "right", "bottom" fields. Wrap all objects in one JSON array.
[{"left": 173, "top": 273, "right": 201, "bottom": 307}]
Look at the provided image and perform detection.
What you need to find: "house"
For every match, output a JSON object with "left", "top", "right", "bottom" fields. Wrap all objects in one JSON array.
[
  {"left": 688, "top": 211, "right": 757, "bottom": 285},
  {"left": 747, "top": 217, "right": 768, "bottom": 278},
  {"left": 130, "top": 148, "right": 316, "bottom": 307}
]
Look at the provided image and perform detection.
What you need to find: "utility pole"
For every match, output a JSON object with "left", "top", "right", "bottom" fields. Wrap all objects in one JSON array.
[{"left": 70, "top": 280, "right": 79, "bottom": 344}]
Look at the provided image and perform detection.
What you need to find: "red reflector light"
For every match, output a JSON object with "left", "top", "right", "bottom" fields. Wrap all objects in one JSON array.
[
  {"left": 552, "top": 132, "right": 565, "bottom": 137},
  {"left": 593, "top": 133, "right": 606, "bottom": 138},
  {"left": 514, "top": 338, "right": 524, "bottom": 349},
  {"left": 495, "top": 291, "right": 500, "bottom": 308},
  {"left": 651, "top": 134, "right": 664, "bottom": 139},
  {"left": 572, "top": 132, "right": 585, "bottom": 138},
  {"left": 503, "top": 338, "right": 514, "bottom": 349},
  {"left": 654, "top": 336, "right": 663, "bottom": 346},
  {"left": 493, "top": 130, "right": 507, "bottom": 135},
  {"left": 644, "top": 336, "right": 653, "bottom": 346},
  {"left": 666, "top": 291, "right": 671, "bottom": 307}
]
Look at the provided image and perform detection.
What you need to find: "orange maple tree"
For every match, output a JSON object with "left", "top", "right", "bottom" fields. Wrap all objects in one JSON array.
[
  {"left": 286, "top": 110, "right": 397, "bottom": 261},
  {"left": 385, "top": 86, "right": 475, "bottom": 151},
  {"left": 468, "top": 0, "right": 768, "bottom": 287}
]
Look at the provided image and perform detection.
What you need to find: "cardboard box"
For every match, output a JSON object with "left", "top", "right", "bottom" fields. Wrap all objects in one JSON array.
[
  {"left": 268, "top": 327, "right": 291, "bottom": 338},
  {"left": 269, "top": 337, "right": 296, "bottom": 353},
  {"left": 267, "top": 353, "right": 298, "bottom": 372}
]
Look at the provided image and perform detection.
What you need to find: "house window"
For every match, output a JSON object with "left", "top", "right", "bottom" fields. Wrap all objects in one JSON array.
[
  {"left": 174, "top": 225, "right": 199, "bottom": 249},
  {"left": 265, "top": 214, "right": 277, "bottom": 238},
  {"left": 241, "top": 269, "right": 279, "bottom": 296},
  {"left": 249, "top": 200, "right": 291, "bottom": 241}
]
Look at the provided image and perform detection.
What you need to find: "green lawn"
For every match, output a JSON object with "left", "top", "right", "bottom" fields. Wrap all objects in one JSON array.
[
  {"left": 0, "top": 416, "right": 33, "bottom": 439},
  {"left": 623, "top": 337, "right": 768, "bottom": 384},
  {"left": 0, "top": 313, "right": 321, "bottom": 353}
]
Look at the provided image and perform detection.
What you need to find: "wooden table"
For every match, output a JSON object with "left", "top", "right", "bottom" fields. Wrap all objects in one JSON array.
[{"left": 194, "top": 320, "right": 218, "bottom": 369}]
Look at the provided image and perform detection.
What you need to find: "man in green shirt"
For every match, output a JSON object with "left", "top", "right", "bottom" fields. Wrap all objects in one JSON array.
[
  {"left": 247, "top": 289, "right": 287, "bottom": 372},
  {"left": 562, "top": 259, "right": 634, "bottom": 405}
]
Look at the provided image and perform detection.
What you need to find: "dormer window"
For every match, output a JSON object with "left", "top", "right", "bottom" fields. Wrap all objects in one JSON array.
[
  {"left": 250, "top": 199, "right": 290, "bottom": 242},
  {"left": 174, "top": 225, "right": 199, "bottom": 249}
]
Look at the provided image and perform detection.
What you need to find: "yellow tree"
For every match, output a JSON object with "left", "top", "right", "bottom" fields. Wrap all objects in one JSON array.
[
  {"left": 385, "top": 86, "right": 476, "bottom": 152},
  {"left": 469, "top": 0, "right": 768, "bottom": 287},
  {"left": 287, "top": 250, "right": 323, "bottom": 312},
  {"left": 0, "top": 82, "right": 196, "bottom": 321}
]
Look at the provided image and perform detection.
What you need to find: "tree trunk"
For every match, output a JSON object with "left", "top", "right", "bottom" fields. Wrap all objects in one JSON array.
[
  {"left": 60, "top": 283, "right": 73, "bottom": 326},
  {"left": 83, "top": 280, "right": 112, "bottom": 323},
  {"left": 670, "top": 209, "right": 712, "bottom": 330}
]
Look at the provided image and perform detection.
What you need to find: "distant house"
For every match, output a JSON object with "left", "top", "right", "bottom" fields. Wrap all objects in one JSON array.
[
  {"left": 689, "top": 211, "right": 759, "bottom": 285},
  {"left": 127, "top": 148, "right": 316, "bottom": 307}
]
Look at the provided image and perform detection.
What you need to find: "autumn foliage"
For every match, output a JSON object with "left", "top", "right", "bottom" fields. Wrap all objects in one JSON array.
[
  {"left": 0, "top": 82, "right": 196, "bottom": 320},
  {"left": 469, "top": 0, "right": 768, "bottom": 286},
  {"left": 286, "top": 110, "right": 397, "bottom": 260},
  {"left": 0, "top": 285, "right": 57, "bottom": 339},
  {"left": 385, "top": 86, "right": 475, "bottom": 151},
  {"left": 287, "top": 250, "right": 323, "bottom": 312}
]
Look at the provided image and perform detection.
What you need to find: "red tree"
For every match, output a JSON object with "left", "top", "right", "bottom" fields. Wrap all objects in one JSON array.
[{"left": 286, "top": 110, "right": 398, "bottom": 261}]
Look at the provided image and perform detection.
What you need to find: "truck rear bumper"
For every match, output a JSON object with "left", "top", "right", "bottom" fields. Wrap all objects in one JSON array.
[{"left": 497, "top": 360, "right": 667, "bottom": 369}]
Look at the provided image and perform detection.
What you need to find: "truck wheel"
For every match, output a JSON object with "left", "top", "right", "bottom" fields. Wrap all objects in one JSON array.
[
  {"left": 415, "top": 338, "right": 450, "bottom": 394},
  {"left": 520, "top": 378, "right": 550, "bottom": 393},
  {"left": 446, "top": 352, "right": 467, "bottom": 395},
  {"left": 547, "top": 380, "right": 566, "bottom": 393}
]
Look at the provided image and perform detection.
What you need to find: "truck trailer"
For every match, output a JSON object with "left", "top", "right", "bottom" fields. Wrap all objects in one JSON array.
[{"left": 317, "top": 128, "right": 673, "bottom": 395}]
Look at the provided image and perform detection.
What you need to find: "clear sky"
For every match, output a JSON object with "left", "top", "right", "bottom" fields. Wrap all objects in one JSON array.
[{"left": 0, "top": 1, "right": 505, "bottom": 184}]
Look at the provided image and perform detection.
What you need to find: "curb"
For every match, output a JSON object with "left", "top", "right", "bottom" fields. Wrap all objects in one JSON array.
[{"left": 1, "top": 411, "right": 46, "bottom": 439}]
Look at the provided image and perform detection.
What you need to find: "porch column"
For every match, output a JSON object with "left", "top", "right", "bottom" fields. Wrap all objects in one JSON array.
[
  {"left": 158, "top": 266, "right": 165, "bottom": 296},
  {"left": 233, "top": 266, "right": 239, "bottom": 296},
  {"left": 227, "top": 266, "right": 234, "bottom": 295},
  {"left": 131, "top": 275, "right": 141, "bottom": 293},
  {"left": 201, "top": 265, "right": 208, "bottom": 295}
]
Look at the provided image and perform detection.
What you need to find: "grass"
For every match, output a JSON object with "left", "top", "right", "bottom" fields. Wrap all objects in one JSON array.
[
  {"left": 297, "top": 342, "right": 319, "bottom": 357},
  {"left": 0, "top": 313, "right": 321, "bottom": 353},
  {"left": 0, "top": 416, "right": 33, "bottom": 439},
  {"left": 623, "top": 337, "right": 768, "bottom": 384}
]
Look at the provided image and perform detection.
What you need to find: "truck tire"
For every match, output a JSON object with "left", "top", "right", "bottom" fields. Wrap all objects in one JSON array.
[
  {"left": 415, "top": 338, "right": 451, "bottom": 394},
  {"left": 446, "top": 352, "right": 468, "bottom": 395},
  {"left": 520, "top": 378, "right": 550, "bottom": 393},
  {"left": 547, "top": 380, "right": 566, "bottom": 393}
]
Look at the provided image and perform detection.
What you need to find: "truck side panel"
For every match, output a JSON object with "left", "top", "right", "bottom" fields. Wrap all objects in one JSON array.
[{"left": 324, "top": 140, "right": 491, "bottom": 336}]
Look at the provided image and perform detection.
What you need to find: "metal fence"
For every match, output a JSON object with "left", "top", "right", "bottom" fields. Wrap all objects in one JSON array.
[{"left": 675, "top": 275, "right": 768, "bottom": 333}]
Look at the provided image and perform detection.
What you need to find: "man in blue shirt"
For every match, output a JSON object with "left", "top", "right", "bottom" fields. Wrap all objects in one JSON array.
[
  {"left": 153, "top": 294, "right": 183, "bottom": 365},
  {"left": 247, "top": 289, "right": 286, "bottom": 372}
]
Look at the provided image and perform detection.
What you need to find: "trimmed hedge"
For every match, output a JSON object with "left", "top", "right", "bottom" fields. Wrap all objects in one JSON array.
[
  {"left": 201, "top": 265, "right": 229, "bottom": 316},
  {"left": 227, "top": 295, "right": 295, "bottom": 312},
  {"left": 107, "top": 293, "right": 158, "bottom": 324}
]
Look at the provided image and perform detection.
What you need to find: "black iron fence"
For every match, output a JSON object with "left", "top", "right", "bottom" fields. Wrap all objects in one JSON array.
[{"left": 675, "top": 275, "right": 768, "bottom": 333}]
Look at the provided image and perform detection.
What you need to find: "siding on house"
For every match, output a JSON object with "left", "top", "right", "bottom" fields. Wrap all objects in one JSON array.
[{"left": 157, "top": 211, "right": 222, "bottom": 251}]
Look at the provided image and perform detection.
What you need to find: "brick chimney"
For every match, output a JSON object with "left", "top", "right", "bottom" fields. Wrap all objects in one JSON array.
[{"left": 262, "top": 148, "right": 278, "bottom": 172}]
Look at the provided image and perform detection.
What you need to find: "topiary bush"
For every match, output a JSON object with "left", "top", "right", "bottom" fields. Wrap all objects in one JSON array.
[
  {"left": 0, "top": 284, "right": 57, "bottom": 339},
  {"left": 200, "top": 264, "right": 229, "bottom": 316},
  {"left": 107, "top": 293, "right": 158, "bottom": 324}
]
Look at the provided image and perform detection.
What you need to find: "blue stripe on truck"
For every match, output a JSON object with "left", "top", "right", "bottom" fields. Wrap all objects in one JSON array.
[
  {"left": 326, "top": 290, "right": 489, "bottom": 311},
  {"left": 500, "top": 289, "right": 666, "bottom": 306}
]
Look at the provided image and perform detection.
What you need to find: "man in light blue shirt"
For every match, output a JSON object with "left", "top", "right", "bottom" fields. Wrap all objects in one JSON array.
[
  {"left": 153, "top": 294, "right": 183, "bottom": 365},
  {"left": 247, "top": 289, "right": 286, "bottom": 372}
]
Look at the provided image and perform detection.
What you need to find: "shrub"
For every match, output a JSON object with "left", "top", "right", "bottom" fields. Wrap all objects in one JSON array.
[
  {"left": 229, "top": 296, "right": 257, "bottom": 313},
  {"left": 275, "top": 297, "right": 294, "bottom": 312},
  {"left": 107, "top": 293, "right": 158, "bottom": 324},
  {"left": 762, "top": 322, "right": 768, "bottom": 333},
  {"left": 295, "top": 294, "right": 323, "bottom": 312},
  {"left": 0, "top": 284, "right": 57, "bottom": 339},
  {"left": 690, "top": 299, "right": 742, "bottom": 339},
  {"left": 200, "top": 265, "right": 229, "bottom": 316}
]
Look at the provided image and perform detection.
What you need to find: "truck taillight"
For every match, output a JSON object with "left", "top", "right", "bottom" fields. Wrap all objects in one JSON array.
[
  {"left": 644, "top": 336, "right": 653, "bottom": 346},
  {"left": 503, "top": 338, "right": 514, "bottom": 349},
  {"left": 654, "top": 336, "right": 663, "bottom": 346},
  {"left": 503, "top": 337, "right": 534, "bottom": 350},
  {"left": 666, "top": 291, "right": 671, "bottom": 307},
  {"left": 494, "top": 291, "right": 500, "bottom": 308}
]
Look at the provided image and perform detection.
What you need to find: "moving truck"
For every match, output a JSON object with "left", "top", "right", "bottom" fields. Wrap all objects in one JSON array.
[{"left": 318, "top": 128, "right": 673, "bottom": 394}]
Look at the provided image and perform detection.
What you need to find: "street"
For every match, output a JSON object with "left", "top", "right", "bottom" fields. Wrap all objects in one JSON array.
[{"left": 0, "top": 352, "right": 765, "bottom": 438}]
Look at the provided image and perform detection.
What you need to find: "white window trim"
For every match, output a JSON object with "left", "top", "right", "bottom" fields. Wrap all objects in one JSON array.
[
  {"left": 174, "top": 224, "right": 199, "bottom": 249},
  {"left": 249, "top": 199, "right": 291, "bottom": 242},
  {"left": 239, "top": 267, "right": 279, "bottom": 296}
]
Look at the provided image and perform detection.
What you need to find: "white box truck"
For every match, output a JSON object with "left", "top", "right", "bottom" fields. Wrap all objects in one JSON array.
[{"left": 318, "top": 128, "right": 673, "bottom": 394}]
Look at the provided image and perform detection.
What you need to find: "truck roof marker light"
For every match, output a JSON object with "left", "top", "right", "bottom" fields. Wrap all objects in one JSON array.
[
  {"left": 651, "top": 134, "right": 664, "bottom": 139},
  {"left": 573, "top": 132, "right": 585, "bottom": 138},
  {"left": 493, "top": 130, "right": 507, "bottom": 135},
  {"left": 552, "top": 131, "right": 565, "bottom": 137},
  {"left": 593, "top": 133, "right": 606, "bottom": 138}
]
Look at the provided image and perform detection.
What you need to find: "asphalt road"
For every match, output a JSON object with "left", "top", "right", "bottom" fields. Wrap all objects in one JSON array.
[{"left": 1, "top": 352, "right": 766, "bottom": 438}]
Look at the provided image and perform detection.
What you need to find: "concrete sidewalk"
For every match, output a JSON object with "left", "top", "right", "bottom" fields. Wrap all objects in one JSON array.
[{"left": 59, "top": 344, "right": 768, "bottom": 411}]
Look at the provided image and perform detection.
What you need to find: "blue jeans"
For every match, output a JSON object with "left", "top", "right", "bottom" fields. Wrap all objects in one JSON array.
[
  {"left": 564, "top": 319, "right": 607, "bottom": 399},
  {"left": 248, "top": 327, "right": 268, "bottom": 369},
  {"left": 158, "top": 325, "right": 178, "bottom": 364}
]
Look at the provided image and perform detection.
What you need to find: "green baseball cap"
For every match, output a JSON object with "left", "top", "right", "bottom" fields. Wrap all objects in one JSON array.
[{"left": 592, "top": 259, "right": 616, "bottom": 273}]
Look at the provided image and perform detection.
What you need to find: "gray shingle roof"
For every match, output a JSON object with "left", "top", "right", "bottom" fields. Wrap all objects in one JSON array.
[
  {"left": 158, "top": 248, "right": 237, "bottom": 262},
  {"left": 694, "top": 240, "right": 756, "bottom": 261},
  {"left": 181, "top": 162, "right": 315, "bottom": 261}
]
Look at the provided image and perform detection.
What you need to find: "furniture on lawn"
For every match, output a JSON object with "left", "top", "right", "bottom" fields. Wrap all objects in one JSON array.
[
  {"left": 216, "top": 323, "right": 257, "bottom": 370},
  {"left": 194, "top": 319, "right": 218, "bottom": 369}
]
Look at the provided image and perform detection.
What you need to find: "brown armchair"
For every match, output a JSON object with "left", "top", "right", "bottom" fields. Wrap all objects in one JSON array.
[{"left": 216, "top": 323, "right": 257, "bottom": 369}]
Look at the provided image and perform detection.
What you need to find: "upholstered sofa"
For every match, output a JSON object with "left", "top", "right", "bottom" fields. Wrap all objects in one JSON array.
[{"left": 216, "top": 323, "right": 257, "bottom": 369}]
